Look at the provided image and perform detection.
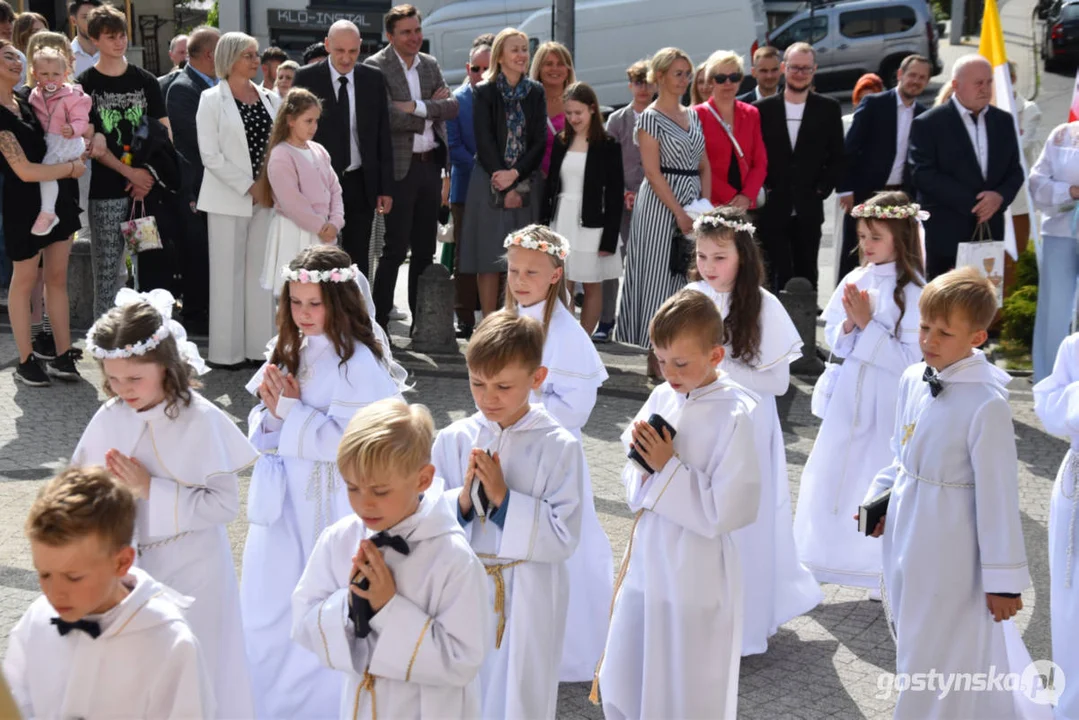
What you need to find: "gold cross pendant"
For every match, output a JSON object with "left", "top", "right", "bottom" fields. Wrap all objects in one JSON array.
[{"left": 901, "top": 422, "right": 916, "bottom": 446}]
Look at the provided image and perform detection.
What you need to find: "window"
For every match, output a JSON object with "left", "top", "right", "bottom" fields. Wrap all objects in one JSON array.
[
  {"left": 840, "top": 6, "right": 917, "bottom": 38},
  {"left": 1061, "top": 3, "right": 1079, "bottom": 19},
  {"left": 773, "top": 15, "right": 828, "bottom": 48}
]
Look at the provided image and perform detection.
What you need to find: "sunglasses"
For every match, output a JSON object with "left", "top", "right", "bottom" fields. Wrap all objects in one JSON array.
[
  {"left": 711, "top": 71, "right": 743, "bottom": 85},
  {"left": 469, "top": 65, "right": 488, "bottom": 73}
]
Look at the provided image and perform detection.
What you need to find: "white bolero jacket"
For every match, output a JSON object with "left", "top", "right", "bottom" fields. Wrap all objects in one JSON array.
[{"left": 1029, "top": 121, "right": 1079, "bottom": 238}]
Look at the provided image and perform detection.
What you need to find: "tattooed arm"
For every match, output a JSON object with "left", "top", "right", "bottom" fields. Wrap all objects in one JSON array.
[{"left": 0, "top": 131, "right": 83, "bottom": 183}]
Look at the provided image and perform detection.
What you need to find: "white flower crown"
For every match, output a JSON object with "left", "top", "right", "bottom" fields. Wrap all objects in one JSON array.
[
  {"left": 85, "top": 288, "right": 209, "bottom": 375},
  {"left": 281, "top": 264, "right": 362, "bottom": 284},
  {"left": 503, "top": 232, "right": 569, "bottom": 260},
  {"left": 693, "top": 214, "right": 756, "bottom": 235},
  {"left": 851, "top": 202, "right": 930, "bottom": 221}
]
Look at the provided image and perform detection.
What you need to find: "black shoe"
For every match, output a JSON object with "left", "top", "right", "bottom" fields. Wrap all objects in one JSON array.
[
  {"left": 32, "top": 331, "right": 56, "bottom": 360},
  {"left": 47, "top": 349, "right": 81, "bottom": 381},
  {"left": 574, "top": 292, "right": 584, "bottom": 308},
  {"left": 456, "top": 325, "right": 474, "bottom": 340},
  {"left": 15, "top": 357, "right": 50, "bottom": 386},
  {"left": 592, "top": 321, "right": 614, "bottom": 343}
]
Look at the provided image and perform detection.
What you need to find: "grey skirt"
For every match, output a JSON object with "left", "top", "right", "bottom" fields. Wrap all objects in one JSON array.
[{"left": 458, "top": 165, "right": 543, "bottom": 274}]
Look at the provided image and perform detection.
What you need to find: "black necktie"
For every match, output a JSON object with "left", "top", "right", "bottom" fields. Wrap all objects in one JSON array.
[
  {"left": 349, "top": 532, "right": 411, "bottom": 638},
  {"left": 336, "top": 76, "right": 350, "bottom": 173},
  {"left": 51, "top": 617, "right": 101, "bottom": 639},
  {"left": 922, "top": 366, "right": 944, "bottom": 398}
]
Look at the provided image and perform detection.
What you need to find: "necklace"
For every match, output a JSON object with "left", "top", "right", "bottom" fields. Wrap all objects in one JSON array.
[{"left": 298, "top": 338, "right": 333, "bottom": 382}]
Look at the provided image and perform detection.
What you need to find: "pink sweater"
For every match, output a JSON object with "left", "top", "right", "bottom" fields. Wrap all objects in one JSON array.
[
  {"left": 267, "top": 141, "right": 345, "bottom": 235},
  {"left": 29, "top": 84, "right": 92, "bottom": 136}
]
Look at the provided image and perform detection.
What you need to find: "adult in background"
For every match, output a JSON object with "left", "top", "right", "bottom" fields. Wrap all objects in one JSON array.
[
  {"left": 195, "top": 31, "right": 279, "bottom": 366},
  {"left": 615, "top": 47, "right": 709, "bottom": 377},
  {"left": 157, "top": 33, "right": 187, "bottom": 96},
  {"left": 841, "top": 73, "right": 884, "bottom": 134},
  {"left": 0, "top": 38, "right": 84, "bottom": 385},
  {"left": 694, "top": 49, "right": 766, "bottom": 211},
  {"left": 302, "top": 42, "right": 327, "bottom": 66},
  {"left": 259, "top": 46, "right": 287, "bottom": 91},
  {"left": 690, "top": 62, "right": 711, "bottom": 106},
  {"left": 909, "top": 54, "right": 1023, "bottom": 280},
  {"left": 836, "top": 55, "right": 930, "bottom": 281},
  {"left": 755, "top": 42, "right": 844, "bottom": 291},
  {"left": 273, "top": 59, "right": 298, "bottom": 95},
  {"left": 1007, "top": 59, "right": 1041, "bottom": 262},
  {"left": 165, "top": 25, "right": 219, "bottom": 334},
  {"left": 739, "top": 45, "right": 782, "bottom": 103},
  {"left": 458, "top": 28, "right": 546, "bottom": 315},
  {"left": 598, "top": 58, "right": 652, "bottom": 342},
  {"left": 446, "top": 37, "right": 490, "bottom": 338},
  {"left": 365, "top": 3, "right": 458, "bottom": 331},
  {"left": 68, "top": 0, "right": 99, "bottom": 76},
  {"left": 292, "top": 20, "right": 393, "bottom": 276},
  {"left": 530, "top": 40, "right": 574, "bottom": 177},
  {"left": 12, "top": 12, "right": 44, "bottom": 86}
]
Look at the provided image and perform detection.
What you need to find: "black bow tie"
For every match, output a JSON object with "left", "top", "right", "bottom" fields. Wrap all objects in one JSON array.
[
  {"left": 922, "top": 366, "right": 944, "bottom": 398},
  {"left": 51, "top": 617, "right": 101, "bottom": 639},
  {"left": 349, "top": 532, "right": 411, "bottom": 638}
]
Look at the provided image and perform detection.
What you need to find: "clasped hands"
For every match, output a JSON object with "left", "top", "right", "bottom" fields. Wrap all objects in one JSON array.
[
  {"left": 350, "top": 539, "right": 396, "bottom": 612},
  {"left": 841, "top": 283, "right": 872, "bottom": 333},
  {"left": 458, "top": 448, "right": 508, "bottom": 515},
  {"left": 104, "top": 448, "right": 151, "bottom": 498},
  {"left": 258, "top": 365, "right": 300, "bottom": 419},
  {"left": 630, "top": 420, "right": 674, "bottom": 481}
]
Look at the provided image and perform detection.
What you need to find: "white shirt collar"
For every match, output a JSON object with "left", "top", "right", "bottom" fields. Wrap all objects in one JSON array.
[
  {"left": 328, "top": 61, "right": 353, "bottom": 85},
  {"left": 895, "top": 89, "right": 914, "bottom": 111},
  {"left": 71, "top": 36, "right": 96, "bottom": 59},
  {"left": 951, "top": 94, "right": 985, "bottom": 120},
  {"left": 395, "top": 48, "right": 417, "bottom": 72}
]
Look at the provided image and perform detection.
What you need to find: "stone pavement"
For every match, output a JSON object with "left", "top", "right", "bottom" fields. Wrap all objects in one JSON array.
[{"left": 0, "top": 328, "right": 1064, "bottom": 719}]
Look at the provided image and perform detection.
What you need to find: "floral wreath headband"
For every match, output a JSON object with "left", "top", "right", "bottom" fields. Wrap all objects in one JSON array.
[
  {"left": 281, "top": 264, "right": 362, "bottom": 284},
  {"left": 851, "top": 202, "right": 930, "bottom": 221},
  {"left": 693, "top": 214, "right": 756, "bottom": 235},
  {"left": 503, "top": 232, "right": 569, "bottom": 260},
  {"left": 84, "top": 288, "right": 209, "bottom": 375}
]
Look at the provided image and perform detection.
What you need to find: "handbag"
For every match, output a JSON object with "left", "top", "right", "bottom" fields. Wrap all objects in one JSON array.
[
  {"left": 669, "top": 231, "right": 695, "bottom": 276},
  {"left": 705, "top": 103, "right": 766, "bottom": 208},
  {"left": 955, "top": 222, "right": 1005, "bottom": 307},
  {"left": 811, "top": 353, "right": 841, "bottom": 420},
  {"left": 119, "top": 200, "right": 162, "bottom": 254}
]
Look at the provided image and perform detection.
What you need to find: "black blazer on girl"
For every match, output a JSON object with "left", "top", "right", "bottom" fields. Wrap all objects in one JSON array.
[
  {"left": 472, "top": 78, "right": 547, "bottom": 191},
  {"left": 541, "top": 134, "right": 624, "bottom": 254}
]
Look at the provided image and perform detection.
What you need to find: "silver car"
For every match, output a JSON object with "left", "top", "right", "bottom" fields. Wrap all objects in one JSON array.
[{"left": 767, "top": 0, "right": 943, "bottom": 88}]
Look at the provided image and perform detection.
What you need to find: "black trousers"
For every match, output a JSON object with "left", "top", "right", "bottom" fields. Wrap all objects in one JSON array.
[
  {"left": 373, "top": 156, "right": 441, "bottom": 328},
  {"left": 926, "top": 248, "right": 957, "bottom": 281},
  {"left": 341, "top": 170, "right": 375, "bottom": 277},
  {"left": 759, "top": 211, "right": 824, "bottom": 292},
  {"left": 838, "top": 212, "right": 862, "bottom": 283},
  {"left": 180, "top": 208, "right": 209, "bottom": 321}
]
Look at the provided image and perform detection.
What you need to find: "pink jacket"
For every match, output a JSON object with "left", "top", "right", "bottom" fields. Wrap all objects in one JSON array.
[
  {"left": 267, "top": 141, "right": 345, "bottom": 235},
  {"left": 29, "top": 84, "right": 92, "bottom": 137}
]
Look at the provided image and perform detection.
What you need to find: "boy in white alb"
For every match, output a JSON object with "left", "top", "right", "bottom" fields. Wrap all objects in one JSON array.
[
  {"left": 594, "top": 289, "right": 761, "bottom": 720},
  {"left": 866, "top": 269, "right": 1041, "bottom": 719},
  {"left": 292, "top": 399, "right": 490, "bottom": 719},
  {"left": 3, "top": 467, "right": 213, "bottom": 719},
  {"left": 432, "top": 311, "right": 584, "bottom": 719}
]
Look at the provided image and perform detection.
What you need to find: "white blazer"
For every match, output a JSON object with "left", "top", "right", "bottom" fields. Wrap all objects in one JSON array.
[{"left": 196, "top": 79, "right": 280, "bottom": 217}]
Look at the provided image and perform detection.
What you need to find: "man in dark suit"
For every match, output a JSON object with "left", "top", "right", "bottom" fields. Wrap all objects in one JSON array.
[
  {"left": 835, "top": 54, "right": 931, "bottom": 281},
  {"left": 909, "top": 54, "right": 1024, "bottom": 280},
  {"left": 364, "top": 4, "right": 457, "bottom": 331},
  {"left": 164, "top": 26, "right": 219, "bottom": 334},
  {"left": 157, "top": 33, "right": 187, "bottom": 97},
  {"left": 738, "top": 45, "right": 782, "bottom": 103},
  {"left": 292, "top": 20, "right": 394, "bottom": 277},
  {"left": 755, "top": 42, "right": 845, "bottom": 291}
]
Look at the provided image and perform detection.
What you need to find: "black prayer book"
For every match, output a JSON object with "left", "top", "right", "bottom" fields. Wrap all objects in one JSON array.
[
  {"left": 627, "top": 414, "right": 678, "bottom": 476},
  {"left": 858, "top": 488, "right": 891, "bottom": 536}
]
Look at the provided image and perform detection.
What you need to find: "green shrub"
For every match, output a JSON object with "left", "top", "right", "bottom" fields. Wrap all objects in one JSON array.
[
  {"left": 207, "top": 1, "right": 219, "bottom": 27},
  {"left": 1014, "top": 243, "right": 1038, "bottom": 289},
  {"left": 1001, "top": 285, "right": 1038, "bottom": 347}
]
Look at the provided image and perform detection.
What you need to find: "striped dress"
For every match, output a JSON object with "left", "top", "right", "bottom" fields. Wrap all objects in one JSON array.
[{"left": 616, "top": 107, "right": 705, "bottom": 347}]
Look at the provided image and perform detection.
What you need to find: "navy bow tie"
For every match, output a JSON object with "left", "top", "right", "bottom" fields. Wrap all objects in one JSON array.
[
  {"left": 51, "top": 617, "right": 101, "bottom": 639},
  {"left": 349, "top": 532, "right": 411, "bottom": 638},
  {"left": 922, "top": 366, "right": 944, "bottom": 397}
]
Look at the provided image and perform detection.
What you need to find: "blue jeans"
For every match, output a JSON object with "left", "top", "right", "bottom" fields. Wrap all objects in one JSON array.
[{"left": 1033, "top": 234, "right": 1079, "bottom": 381}]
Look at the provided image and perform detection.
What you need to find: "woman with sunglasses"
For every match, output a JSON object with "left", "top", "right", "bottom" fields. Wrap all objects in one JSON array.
[{"left": 693, "top": 49, "right": 766, "bottom": 212}]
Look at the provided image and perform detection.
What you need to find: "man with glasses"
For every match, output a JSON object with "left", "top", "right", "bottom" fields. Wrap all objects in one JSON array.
[
  {"left": 446, "top": 35, "right": 492, "bottom": 339},
  {"left": 755, "top": 42, "right": 844, "bottom": 292},
  {"left": 739, "top": 45, "right": 782, "bottom": 103}
]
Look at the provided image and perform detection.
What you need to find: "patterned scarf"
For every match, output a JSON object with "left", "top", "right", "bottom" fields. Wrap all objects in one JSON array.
[{"left": 496, "top": 72, "right": 529, "bottom": 167}]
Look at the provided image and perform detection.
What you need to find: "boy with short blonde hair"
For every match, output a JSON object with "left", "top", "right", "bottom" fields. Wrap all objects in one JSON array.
[
  {"left": 291, "top": 399, "right": 490, "bottom": 719},
  {"left": 3, "top": 467, "right": 212, "bottom": 719},
  {"left": 432, "top": 310, "right": 584, "bottom": 719},
  {"left": 865, "top": 267, "right": 1038, "bottom": 718},
  {"left": 595, "top": 289, "right": 760, "bottom": 719}
]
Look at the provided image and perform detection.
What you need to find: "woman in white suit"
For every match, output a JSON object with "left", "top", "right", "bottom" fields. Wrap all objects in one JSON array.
[{"left": 197, "top": 32, "right": 280, "bottom": 366}]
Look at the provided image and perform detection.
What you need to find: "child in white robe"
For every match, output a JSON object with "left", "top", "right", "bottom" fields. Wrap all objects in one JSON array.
[
  {"left": 502, "top": 225, "right": 613, "bottom": 681},
  {"left": 595, "top": 289, "right": 761, "bottom": 719},
  {"left": 1033, "top": 332, "right": 1079, "bottom": 719},
  {"left": 795, "top": 192, "right": 925, "bottom": 595},
  {"left": 292, "top": 399, "right": 490, "bottom": 719},
  {"left": 432, "top": 311, "right": 584, "bottom": 719},
  {"left": 243, "top": 245, "right": 406, "bottom": 720},
  {"left": 4, "top": 467, "right": 212, "bottom": 719},
  {"left": 71, "top": 288, "right": 256, "bottom": 719},
  {"left": 688, "top": 207, "right": 821, "bottom": 655},
  {"left": 866, "top": 268, "right": 1039, "bottom": 719}
]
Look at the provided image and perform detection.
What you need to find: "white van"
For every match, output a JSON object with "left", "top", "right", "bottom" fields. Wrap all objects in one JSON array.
[{"left": 425, "top": 0, "right": 767, "bottom": 107}]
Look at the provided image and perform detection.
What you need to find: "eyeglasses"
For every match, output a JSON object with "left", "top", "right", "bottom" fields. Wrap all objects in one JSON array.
[
  {"left": 787, "top": 64, "right": 815, "bottom": 74},
  {"left": 712, "top": 71, "right": 743, "bottom": 85},
  {"left": 469, "top": 65, "right": 488, "bottom": 73},
  {"left": 241, "top": 51, "right": 259, "bottom": 61}
]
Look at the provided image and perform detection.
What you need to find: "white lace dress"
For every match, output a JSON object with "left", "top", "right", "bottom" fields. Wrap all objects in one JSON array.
[{"left": 553, "top": 150, "right": 623, "bottom": 282}]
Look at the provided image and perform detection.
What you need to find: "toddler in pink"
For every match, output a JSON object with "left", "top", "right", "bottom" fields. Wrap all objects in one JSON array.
[{"left": 28, "top": 48, "right": 91, "bottom": 236}]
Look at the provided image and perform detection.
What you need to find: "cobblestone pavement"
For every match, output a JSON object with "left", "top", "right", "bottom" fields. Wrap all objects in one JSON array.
[{"left": 0, "top": 330, "right": 1062, "bottom": 719}]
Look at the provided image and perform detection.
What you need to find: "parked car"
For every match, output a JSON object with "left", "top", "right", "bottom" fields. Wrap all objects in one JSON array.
[
  {"left": 767, "top": 0, "right": 942, "bottom": 89},
  {"left": 1042, "top": 0, "right": 1079, "bottom": 70}
]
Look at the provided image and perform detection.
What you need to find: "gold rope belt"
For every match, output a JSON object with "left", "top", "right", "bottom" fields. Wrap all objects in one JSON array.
[
  {"left": 476, "top": 553, "right": 526, "bottom": 649},
  {"left": 351, "top": 669, "right": 376, "bottom": 720}
]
